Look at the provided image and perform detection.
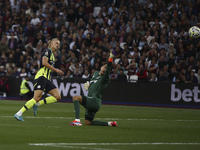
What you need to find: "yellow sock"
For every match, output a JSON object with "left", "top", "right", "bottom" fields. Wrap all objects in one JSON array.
[
  {"left": 39, "top": 96, "right": 57, "bottom": 106},
  {"left": 20, "top": 98, "right": 37, "bottom": 113}
]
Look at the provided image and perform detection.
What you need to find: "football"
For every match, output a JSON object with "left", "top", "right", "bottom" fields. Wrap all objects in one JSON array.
[{"left": 188, "top": 26, "right": 200, "bottom": 38}]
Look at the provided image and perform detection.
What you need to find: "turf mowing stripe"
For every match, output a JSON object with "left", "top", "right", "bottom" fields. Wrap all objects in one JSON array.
[
  {"left": 29, "top": 143, "right": 119, "bottom": 150},
  {"left": 57, "top": 146, "right": 118, "bottom": 150},
  {"left": 1, "top": 116, "right": 200, "bottom": 122},
  {"left": 29, "top": 143, "right": 200, "bottom": 146}
]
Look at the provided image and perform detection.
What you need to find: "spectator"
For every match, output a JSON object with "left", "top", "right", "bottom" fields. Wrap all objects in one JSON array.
[
  {"left": 89, "top": 52, "right": 96, "bottom": 67},
  {"left": 82, "top": 69, "right": 90, "bottom": 79},
  {"left": 149, "top": 38, "right": 159, "bottom": 49},
  {"left": 195, "top": 69, "right": 200, "bottom": 83},
  {"left": 0, "top": 66, "right": 6, "bottom": 76},
  {"left": 25, "top": 43, "right": 42, "bottom": 58},
  {"left": 28, "top": 65, "right": 36, "bottom": 76},
  {"left": 110, "top": 36, "right": 117, "bottom": 49},
  {"left": 90, "top": 69, "right": 96, "bottom": 78},
  {"left": 5, "top": 59, "right": 15, "bottom": 70},
  {"left": 146, "top": 48, "right": 158, "bottom": 60},
  {"left": 117, "top": 67, "right": 127, "bottom": 82},
  {"left": 0, "top": 75, "right": 9, "bottom": 97},
  {"left": 8, "top": 35, "right": 18, "bottom": 50},
  {"left": 114, "top": 46, "right": 122, "bottom": 59},
  {"left": 168, "top": 53, "right": 176, "bottom": 70},
  {"left": 93, "top": 61, "right": 101, "bottom": 71},
  {"left": 20, "top": 68, "right": 28, "bottom": 77},
  {"left": 108, "top": 3, "right": 118, "bottom": 16},
  {"left": 0, "top": 37, "right": 8, "bottom": 54},
  {"left": 158, "top": 55, "right": 167, "bottom": 70},
  {"left": 186, "top": 69, "right": 198, "bottom": 83},
  {"left": 6, "top": 67, "right": 13, "bottom": 76},
  {"left": 136, "top": 64, "right": 148, "bottom": 81},
  {"left": 85, "top": 33, "right": 92, "bottom": 47},
  {"left": 147, "top": 57, "right": 158, "bottom": 78},
  {"left": 126, "top": 62, "right": 138, "bottom": 79},
  {"left": 176, "top": 73, "right": 187, "bottom": 83},
  {"left": 0, "top": 0, "right": 197, "bottom": 83},
  {"left": 30, "top": 13, "right": 41, "bottom": 27},
  {"left": 67, "top": 52, "right": 78, "bottom": 63},
  {"left": 167, "top": 43, "right": 176, "bottom": 55},
  {"left": 149, "top": 73, "right": 158, "bottom": 82},
  {"left": 65, "top": 69, "right": 73, "bottom": 78},
  {"left": 157, "top": 69, "right": 168, "bottom": 82},
  {"left": 69, "top": 63, "right": 83, "bottom": 76},
  {"left": 12, "top": 67, "right": 20, "bottom": 76},
  {"left": 145, "top": 30, "right": 153, "bottom": 45},
  {"left": 110, "top": 68, "right": 118, "bottom": 80},
  {"left": 195, "top": 59, "right": 200, "bottom": 72},
  {"left": 163, "top": 65, "right": 169, "bottom": 79},
  {"left": 96, "top": 13, "right": 104, "bottom": 25},
  {"left": 73, "top": 67, "right": 82, "bottom": 78}
]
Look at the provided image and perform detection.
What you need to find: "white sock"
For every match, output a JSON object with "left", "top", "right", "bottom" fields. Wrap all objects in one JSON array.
[
  {"left": 108, "top": 122, "right": 112, "bottom": 126},
  {"left": 35, "top": 102, "right": 40, "bottom": 107},
  {"left": 75, "top": 119, "right": 81, "bottom": 122},
  {"left": 16, "top": 110, "right": 23, "bottom": 116}
]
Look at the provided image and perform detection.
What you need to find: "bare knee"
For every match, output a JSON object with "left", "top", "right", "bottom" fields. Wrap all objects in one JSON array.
[
  {"left": 84, "top": 120, "right": 92, "bottom": 125},
  {"left": 54, "top": 94, "right": 61, "bottom": 101},
  {"left": 48, "top": 89, "right": 61, "bottom": 101},
  {"left": 34, "top": 95, "right": 42, "bottom": 102},
  {"left": 33, "top": 92, "right": 43, "bottom": 102},
  {"left": 72, "top": 95, "right": 82, "bottom": 102}
]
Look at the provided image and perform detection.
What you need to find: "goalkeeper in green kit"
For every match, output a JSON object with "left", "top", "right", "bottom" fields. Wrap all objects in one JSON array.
[{"left": 70, "top": 49, "right": 117, "bottom": 127}]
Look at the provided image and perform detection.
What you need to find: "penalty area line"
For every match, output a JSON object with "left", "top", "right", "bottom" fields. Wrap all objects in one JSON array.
[{"left": 29, "top": 143, "right": 200, "bottom": 146}]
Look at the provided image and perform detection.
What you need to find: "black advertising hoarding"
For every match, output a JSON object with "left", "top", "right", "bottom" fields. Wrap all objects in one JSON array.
[
  {"left": 6, "top": 76, "right": 200, "bottom": 108},
  {"left": 103, "top": 81, "right": 200, "bottom": 108}
]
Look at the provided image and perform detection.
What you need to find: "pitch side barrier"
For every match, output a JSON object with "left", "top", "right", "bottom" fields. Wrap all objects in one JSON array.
[{"left": 6, "top": 76, "right": 200, "bottom": 108}]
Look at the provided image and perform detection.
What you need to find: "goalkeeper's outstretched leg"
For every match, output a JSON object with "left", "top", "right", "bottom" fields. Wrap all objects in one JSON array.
[{"left": 70, "top": 94, "right": 117, "bottom": 127}]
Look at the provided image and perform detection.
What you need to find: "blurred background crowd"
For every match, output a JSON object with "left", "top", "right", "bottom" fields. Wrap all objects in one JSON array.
[{"left": 0, "top": 0, "right": 200, "bottom": 84}]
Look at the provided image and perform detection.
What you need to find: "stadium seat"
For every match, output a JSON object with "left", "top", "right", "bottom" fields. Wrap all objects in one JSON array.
[
  {"left": 126, "top": 75, "right": 129, "bottom": 79},
  {"left": 93, "top": 7, "right": 101, "bottom": 17},
  {"left": 120, "top": 42, "right": 126, "bottom": 49},
  {"left": 124, "top": 70, "right": 128, "bottom": 75},
  {"left": 65, "top": 21, "right": 69, "bottom": 28},
  {"left": 129, "top": 75, "right": 138, "bottom": 83},
  {"left": 138, "top": 47, "right": 142, "bottom": 51},
  {"left": 128, "top": 59, "right": 132, "bottom": 64},
  {"left": 0, "top": 92, "right": 6, "bottom": 97},
  {"left": 114, "top": 58, "right": 120, "bottom": 64}
]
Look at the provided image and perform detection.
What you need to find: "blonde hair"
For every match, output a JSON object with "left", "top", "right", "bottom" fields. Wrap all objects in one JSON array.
[{"left": 48, "top": 38, "right": 59, "bottom": 48}]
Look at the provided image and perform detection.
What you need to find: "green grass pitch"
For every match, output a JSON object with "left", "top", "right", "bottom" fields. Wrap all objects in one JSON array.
[{"left": 0, "top": 100, "right": 200, "bottom": 150}]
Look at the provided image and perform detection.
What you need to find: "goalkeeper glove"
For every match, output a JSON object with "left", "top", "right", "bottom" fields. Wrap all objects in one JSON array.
[
  {"left": 84, "top": 81, "right": 90, "bottom": 91},
  {"left": 110, "top": 49, "right": 116, "bottom": 58}
]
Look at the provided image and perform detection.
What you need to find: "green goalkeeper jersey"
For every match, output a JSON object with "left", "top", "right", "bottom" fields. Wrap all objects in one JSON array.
[{"left": 88, "top": 62, "right": 112, "bottom": 100}]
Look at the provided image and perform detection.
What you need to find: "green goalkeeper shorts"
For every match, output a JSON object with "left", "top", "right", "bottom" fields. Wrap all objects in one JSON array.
[{"left": 82, "top": 96, "right": 101, "bottom": 121}]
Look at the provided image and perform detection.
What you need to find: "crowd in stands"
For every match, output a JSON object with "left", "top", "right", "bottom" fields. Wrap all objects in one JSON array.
[{"left": 0, "top": 0, "right": 200, "bottom": 84}]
